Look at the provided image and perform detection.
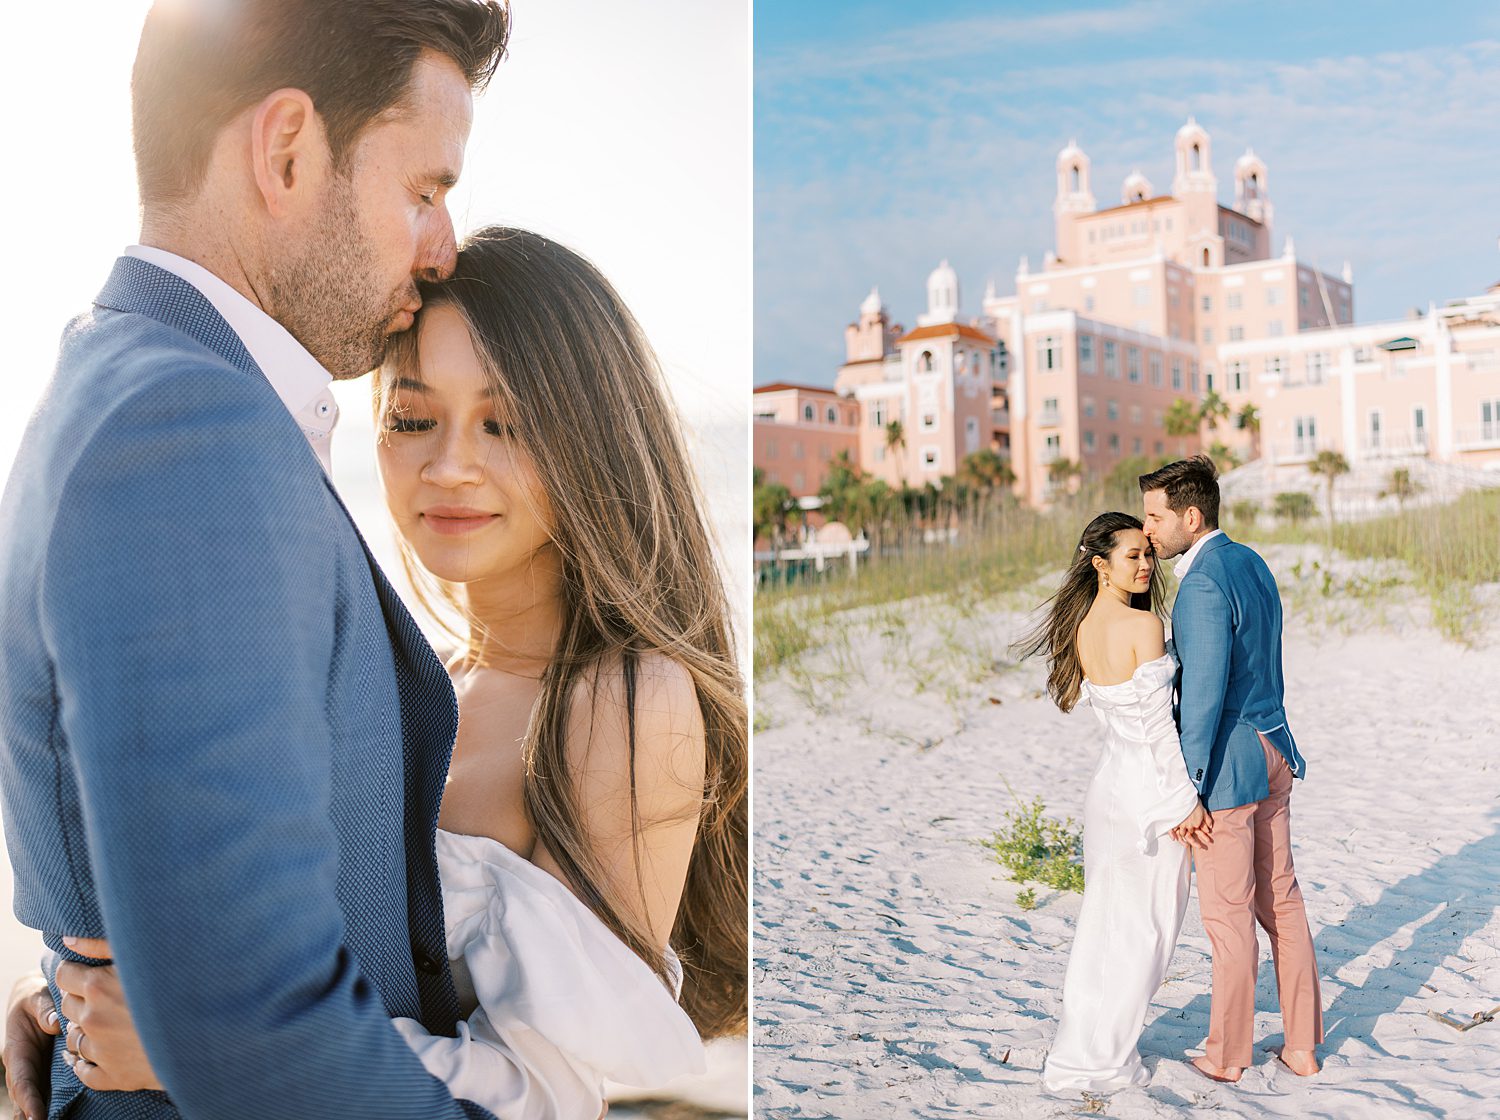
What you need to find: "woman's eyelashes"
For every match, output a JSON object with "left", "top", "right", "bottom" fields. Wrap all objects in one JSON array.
[{"left": 383, "top": 413, "right": 515, "bottom": 439}]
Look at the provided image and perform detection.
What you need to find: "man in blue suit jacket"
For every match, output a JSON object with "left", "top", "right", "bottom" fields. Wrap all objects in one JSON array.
[
  {"left": 1140, "top": 457, "right": 1323, "bottom": 1085},
  {"left": 0, "top": 3, "right": 512, "bottom": 1116}
]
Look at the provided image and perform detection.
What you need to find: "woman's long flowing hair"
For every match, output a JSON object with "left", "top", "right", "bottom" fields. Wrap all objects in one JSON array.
[
  {"left": 380, "top": 227, "right": 747, "bottom": 1038},
  {"left": 1010, "top": 511, "right": 1166, "bottom": 713}
]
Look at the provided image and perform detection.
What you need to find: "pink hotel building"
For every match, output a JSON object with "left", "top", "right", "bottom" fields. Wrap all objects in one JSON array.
[{"left": 754, "top": 119, "right": 1500, "bottom": 508}]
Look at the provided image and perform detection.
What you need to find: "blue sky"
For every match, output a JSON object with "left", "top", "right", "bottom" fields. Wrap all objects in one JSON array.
[{"left": 755, "top": 0, "right": 1500, "bottom": 385}]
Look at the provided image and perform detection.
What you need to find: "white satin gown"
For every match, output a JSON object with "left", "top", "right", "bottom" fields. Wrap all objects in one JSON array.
[
  {"left": 392, "top": 829, "right": 707, "bottom": 1118},
  {"left": 1041, "top": 652, "right": 1200, "bottom": 1093}
]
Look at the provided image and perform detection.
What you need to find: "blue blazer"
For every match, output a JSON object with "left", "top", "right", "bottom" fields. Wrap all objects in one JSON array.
[
  {"left": 0, "top": 257, "right": 496, "bottom": 1119},
  {"left": 1169, "top": 532, "right": 1306, "bottom": 812}
]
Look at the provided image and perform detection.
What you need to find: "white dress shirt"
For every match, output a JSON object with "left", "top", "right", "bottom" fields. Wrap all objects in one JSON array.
[
  {"left": 124, "top": 245, "right": 340, "bottom": 473},
  {"left": 1174, "top": 528, "right": 1224, "bottom": 580}
]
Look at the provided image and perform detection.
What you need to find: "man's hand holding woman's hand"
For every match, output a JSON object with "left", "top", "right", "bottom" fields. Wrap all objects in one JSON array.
[
  {"left": 1171, "top": 801, "right": 1213, "bottom": 850},
  {"left": 4, "top": 971, "right": 59, "bottom": 1120}
]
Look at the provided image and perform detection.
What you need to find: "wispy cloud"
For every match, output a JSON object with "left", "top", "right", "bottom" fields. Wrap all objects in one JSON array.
[{"left": 758, "top": 0, "right": 1180, "bottom": 84}]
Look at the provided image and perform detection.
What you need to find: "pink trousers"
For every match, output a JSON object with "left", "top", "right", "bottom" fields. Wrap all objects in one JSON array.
[{"left": 1192, "top": 733, "right": 1324, "bottom": 1068}]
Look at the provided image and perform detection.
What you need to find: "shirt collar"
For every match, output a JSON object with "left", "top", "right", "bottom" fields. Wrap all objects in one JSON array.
[
  {"left": 124, "top": 245, "right": 339, "bottom": 472},
  {"left": 1174, "top": 528, "right": 1224, "bottom": 579}
]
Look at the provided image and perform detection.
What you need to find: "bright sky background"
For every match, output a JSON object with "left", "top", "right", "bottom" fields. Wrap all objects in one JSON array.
[
  {"left": 2, "top": 0, "right": 750, "bottom": 637},
  {"left": 755, "top": 0, "right": 1500, "bottom": 385}
]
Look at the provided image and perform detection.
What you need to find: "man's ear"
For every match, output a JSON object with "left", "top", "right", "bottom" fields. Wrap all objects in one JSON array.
[
  {"left": 249, "top": 88, "right": 326, "bottom": 220},
  {"left": 1183, "top": 505, "right": 1203, "bottom": 535}
]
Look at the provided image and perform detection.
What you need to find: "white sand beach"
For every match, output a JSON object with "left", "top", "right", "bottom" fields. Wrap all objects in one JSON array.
[{"left": 753, "top": 544, "right": 1500, "bottom": 1119}]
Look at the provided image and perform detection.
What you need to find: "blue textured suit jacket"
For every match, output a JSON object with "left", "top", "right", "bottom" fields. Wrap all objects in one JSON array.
[
  {"left": 1170, "top": 532, "right": 1307, "bottom": 812},
  {"left": 0, "top": 257, "right": 496, "bottom": 1119}
]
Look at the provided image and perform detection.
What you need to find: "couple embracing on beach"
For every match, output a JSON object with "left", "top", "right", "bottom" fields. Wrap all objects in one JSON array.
[
  {"left": 0, "top": 2, "right": 746, "bottom": 1118},
  {"left": 1017, "top": 456, "right": 1323, "bottom": 1092}
]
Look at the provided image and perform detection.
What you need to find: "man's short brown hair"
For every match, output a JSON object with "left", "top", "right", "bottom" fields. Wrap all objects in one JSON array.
[
  {"left": 1138, "top": 455, "right": 1220, "bottom": 529},
  {"left": 131, "top": 0, "right": 511, "bottom": 209}
]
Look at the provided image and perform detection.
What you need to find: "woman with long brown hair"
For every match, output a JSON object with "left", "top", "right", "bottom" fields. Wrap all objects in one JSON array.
[
  {"left": 1013, "top": 511, "right": 1208, "bottom": 1095},
  {"left": 49, "top": 228, "right": 747, "bottom": 1117}
]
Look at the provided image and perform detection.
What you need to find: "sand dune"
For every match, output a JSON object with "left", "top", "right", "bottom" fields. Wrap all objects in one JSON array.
[{"left": 753, "top": 544, "right": 1500, "bottom": 1119}]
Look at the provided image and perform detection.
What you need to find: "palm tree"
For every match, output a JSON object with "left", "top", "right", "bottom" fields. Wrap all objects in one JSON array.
[
  {"left": 1307, "top": 449, "right": 1350, "bottom": 549},
  {"left": 1047, "top": 457, "right": 1084, "bottom": 500},
  {"left": 1198, "top": 390, "right": 1230, "bottom": 433},
  {"left": 1380, "top": 466, "right": 1421, "bottom": 513},
  {"left": 1236, "top": 403, "right": 1262, "bottom": 460},
  {"left": 1163, "top": 398, "right": 1200, "bottom": 444},
  {"left": 956, "top": 449, "right": 1017, "bottom": 523},
  {"left": 1206, "top": 441, "right": 1241, "bottom": 475},
  {"left": 817, "top": 450, "right": 867, "bottom": 534},
  {"left": 752, "top": 469, "right": 800, "bottom": 553},
  {"left": 884, "top": 420, "right": 907, "bottom": 487}
]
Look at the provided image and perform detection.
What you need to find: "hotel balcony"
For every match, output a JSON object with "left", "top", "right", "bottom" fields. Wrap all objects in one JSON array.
[
  {"left": 1358, "top": 432, "right": 1432, "bottom": 459},
  {"left": 1455, "top": 424, "right": 1500, "bottom": 451},
  {"left": 1038, "top": 408, "right": 1062, "bottom": 428}
]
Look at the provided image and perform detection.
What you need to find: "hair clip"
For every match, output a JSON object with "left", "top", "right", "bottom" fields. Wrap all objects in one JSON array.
[{"left": 1078, "top": 544, "right": 1087, "bottom": 553}]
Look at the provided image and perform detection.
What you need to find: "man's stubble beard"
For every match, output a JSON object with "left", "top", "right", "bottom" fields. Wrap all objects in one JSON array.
[{"left": 269, "top": 174, "right": 416, "bottom": 379}]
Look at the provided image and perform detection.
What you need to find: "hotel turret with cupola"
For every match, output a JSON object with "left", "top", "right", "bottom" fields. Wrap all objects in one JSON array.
[{"left": 753, "top": 119, "right": 1500, "bottom": 509}]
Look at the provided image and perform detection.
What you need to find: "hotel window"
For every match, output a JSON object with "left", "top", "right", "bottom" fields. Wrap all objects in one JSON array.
[
  {"left": 874, "top": 445, "right": 885, "bottom": 462},
  {"left": 1307, "top": 352, "right": 1327, "bottom": 384},
  {"left": 1085, "top": 294, "right": 1096, "bottom": 312},
  {"left": 1227, "top": 326, "right": 1244, "bottom": 342},
  {"left": 1483, "top": 399, "right": 1500, "bottom": 441},
  {"left": 1267, "top": 320, "right": 1284, "bottom": 337},
  {"left": 1084, "top": 430, "right": 1096, "bottom": 452},
  {"left": 1368, "top": 410, "right": 1382, "bottom": 450},
  {"left": 1127, "top": 348, "right": 1142, "bottom": 383},
  {"left": 954, "top": 351, "right": 968, "bottom": 373},
  {"left": 1205, "top": 370, "right": 1215, "bottom": 393},
  {"left": 1079, "top": 333, "right": 1095, "bottom": 373},
  {"left": 1171, "top": 358, "right": 1183, "bottom": 390},
  {"left": 1130, "top": 405, "right": 1143, "bottom": 424},
  {"left": 1294, "top": 416, "right": 1318, "bottom": 456},
  {"left": 1107, "top": 400, "right": 1120, "bottom": 421},
  {"left": 921, "top": 412, "right": 937, "bottom": 430},
  {"left": 1267, "top": 287, "right": 1282, "bottom": 306},
  {"left": 1202, "top": 328, "right": 1214, "bottom": 344},
  {"left": 1265, "top": 355, "right": 1284, "bottom": 377},
  {"left": 1133, "top": 437, "right": 1143, "bottom": 455},
  {"left": 1202, "top": 295, "right": 1212, "bottom": 311},
  {"left": 765, "top": 440, "right": 777, "bottom": 459},
  {"left": 1043, "top": 434, "right": 1062, "bottom": 462},
  {"left": 923, "top": 448, "right": 939, "bottom": 468},
  {"left": 1191, "top": 362, "right": 1200, "bottom": 393},
  {"left": 965, "top": 417, "right": 980, "bottom": 453},
  {"left": 1170, "top": 289, "right": 1180, "bottom": 307},
  {"left": 871, "top": 402, "right": 886, "bottom": 428},
  {"left": 1149, "top": 353, "right": 1163, "bottom": 386},
  {"left": 1228, "top": 361, "right": 1245, "bottom": 392},
  {"left": 826, "top": 406, "right": 837, "bottom": 423},
  {"left": 1109, "top": 433, "right": 1121, "bottom": 453},
  {"left": 1226, "top": 291, "right": 1242, "bottom": 311},
  {"left": 1152, "top": 409, "right": 1163, "bottom": 428},
  {"left": 1042, "top": 397, "right": 1060, "bottom": 421},
  {"left": 1133, "top": 285, "right": 1149, "bottom": 307},
  {"left": 918, "top": 350, "right": 935, "bottom": 373},
  {"left": 1039, "top": 336, "right": 1061, "bottom": 371},
  {"left": 791, "top": 441, "right": 803, "bottom": 459},
  {"left": 1154, "top": 440, "right": 1165, "bottom": 454},
  {"left": 1083, "top": 397, "right": 1097, "bottom": 418},
  {"left": 1104, "top": 340, "right": 1119, "bottom": 378},
  {"left": 1413, "top": 406, "right": 1427, "bottom": 448},
  {"left": 802, "top": 404, "right": 814, "bottom": 422},
  {"left": 1300, "top": 288, "right": 1310, "bottom": 308},
  {"left": 792, "top": 473, "right": 804, "bottom": 491}
]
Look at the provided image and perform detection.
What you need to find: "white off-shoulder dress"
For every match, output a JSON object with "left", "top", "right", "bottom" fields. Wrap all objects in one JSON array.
[
  {"left": 1041, "top": 652, "right": 1200, "bottom": 1094},
  {"left": 392, "top": 829, "right": 707, "bottom": 1118}
]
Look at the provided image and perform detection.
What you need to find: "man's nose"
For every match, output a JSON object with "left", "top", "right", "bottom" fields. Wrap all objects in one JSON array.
[{"left": 415, "top": 206, "right": 459, "bottom": 283}]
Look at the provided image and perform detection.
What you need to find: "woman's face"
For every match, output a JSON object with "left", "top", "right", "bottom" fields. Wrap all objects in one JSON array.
[
  {"left": 376, "top": 303, "right": 555, "bottom": 585},
  {"left": 1103, "top": 528, "right": 1155, "bottom": 595}
]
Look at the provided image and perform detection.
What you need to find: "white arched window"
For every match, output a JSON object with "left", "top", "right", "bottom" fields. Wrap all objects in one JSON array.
[
  {"left": 1070, "top": 165, "right": 1080, "bottom": 192},
  {"left": 919, "top": 350, "right": 934, "bottom": 373},
  {"left": 825, "top": 406, "right": 836, "bottom": 424},
  {"left": 802, "top": 404, "right": 814, "bottom": 422},
  {"left": 1191, "top": 144, "right": 1201, "bottom": 171},
  {"left": 1202, "top": 247, "right": 1210, "bottom": 266}
]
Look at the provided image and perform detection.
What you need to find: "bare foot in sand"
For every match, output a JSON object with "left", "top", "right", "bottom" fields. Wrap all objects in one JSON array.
[
  {"left": 1190, "top": 1056, "right": 1243, "bottom": 1083},
  {"left": 1279, "top": 1047, "right": 1320, "bottom": 1076}
]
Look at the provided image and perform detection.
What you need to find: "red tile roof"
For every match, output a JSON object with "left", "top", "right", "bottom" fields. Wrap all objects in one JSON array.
[
  {"left": 753, "top": 381, "right": 841, "bottom": 396},
  {"left": 898, "top": 322, "right": 995, "bottom": 345}
]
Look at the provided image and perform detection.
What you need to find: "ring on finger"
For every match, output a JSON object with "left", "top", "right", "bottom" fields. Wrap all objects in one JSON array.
[{"left": 68, "top": 1026, "right": 87, "bottom": 1060}]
